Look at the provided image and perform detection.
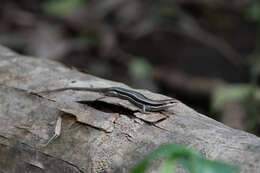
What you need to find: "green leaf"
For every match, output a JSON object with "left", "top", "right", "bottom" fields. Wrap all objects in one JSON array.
[
  {"left": 129, "top": 144, "right": 193, "bottom": 173},
  {"left": 195, "top": 156, "right": 239, "bottom": 173},
  {"left": 178, "top": 154, "right": 239, "bottom": 173},
  {"left": 129, "top": 143, "right": 239, "bottom": 173},
  {"left": 128, "top": 57, "right": 153, "bottom": 79},
  {"left": 129, "top": 159, "right": 149, "bottom": 173},
  {"left": 159, "top": 158, "right": 175, "bottom": 173},
  {"left": 246, "top": 2, "right": 260, "bottom": 22},
  {"left": 211, "top": 85, "right": 251, "bottom": 112},
  {"left": 43, "top": 0, "right": 84, "bottom": 17}
]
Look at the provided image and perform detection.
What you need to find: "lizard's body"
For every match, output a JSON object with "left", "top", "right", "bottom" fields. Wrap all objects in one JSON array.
[{"left": 37, "top": 87, "right": 177, "bottom": 112}]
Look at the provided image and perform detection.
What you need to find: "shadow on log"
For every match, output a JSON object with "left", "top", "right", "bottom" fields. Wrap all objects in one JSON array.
[{"left": 0, "top": 45, "right": 259, "bottom": 173}]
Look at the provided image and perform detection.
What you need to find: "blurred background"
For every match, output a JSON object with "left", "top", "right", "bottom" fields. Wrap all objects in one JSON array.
[{"left": 0, "top": 0, "right": 259, "bottom": 136}]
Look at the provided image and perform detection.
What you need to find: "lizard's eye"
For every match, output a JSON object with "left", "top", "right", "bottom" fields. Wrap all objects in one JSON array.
[{"left": 169, "top": 99, "right": 177, "bottom": 104}]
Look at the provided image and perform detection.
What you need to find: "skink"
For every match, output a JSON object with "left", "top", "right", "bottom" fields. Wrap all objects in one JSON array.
[{"left": 36, "top": 87, "right": 177, "bottom": 113}]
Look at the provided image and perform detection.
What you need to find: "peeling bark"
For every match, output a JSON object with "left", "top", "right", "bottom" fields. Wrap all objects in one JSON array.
[{"left": 0, "top": 45, "right": 259, "bottom": 173}]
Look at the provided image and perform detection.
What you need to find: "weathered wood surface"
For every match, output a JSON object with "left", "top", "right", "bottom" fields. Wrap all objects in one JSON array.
[{"left": 0, "top": 45, "right": 259, "bottom": 173}]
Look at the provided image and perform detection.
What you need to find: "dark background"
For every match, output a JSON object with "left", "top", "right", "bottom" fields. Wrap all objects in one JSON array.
[{"left": 0, "top": 0, "right": 259, "bottom": 136}]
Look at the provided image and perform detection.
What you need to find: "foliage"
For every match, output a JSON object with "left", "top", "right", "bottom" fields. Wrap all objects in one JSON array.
[
  {"left": 128, "top": 57, "right": 153, "bottom": 80},
  {"left": 210, "top": 2, "right": 260, "bottom": 133},
  {"left": 211, "top": 84, "right": 257, "bottom": 112},
  {"left": 130, "top": 143, "right": 239, "bottom": 173},
  {"left": 211, "top": 84, "right": 260, "bottom": 132},
  {"left": 246, "top": 2, "right": 260, "bottom": 22},
  {"left": 43, "top": 0, "right": 84, "bottom": 17}
]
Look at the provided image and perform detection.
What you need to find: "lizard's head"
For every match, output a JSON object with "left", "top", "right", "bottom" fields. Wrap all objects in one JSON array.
[{"left": 163, "top": 99, "right": 178, "bottom": 106}]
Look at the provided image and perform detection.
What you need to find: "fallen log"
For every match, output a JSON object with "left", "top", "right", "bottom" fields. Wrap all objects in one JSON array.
[{"left": 0, "top": 45, "right": 259, "bottom": 173}]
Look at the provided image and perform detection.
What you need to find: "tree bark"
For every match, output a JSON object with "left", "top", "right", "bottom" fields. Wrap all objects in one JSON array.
[{"left": 0, "top": 45, "right": 259, "bottom": 173}]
